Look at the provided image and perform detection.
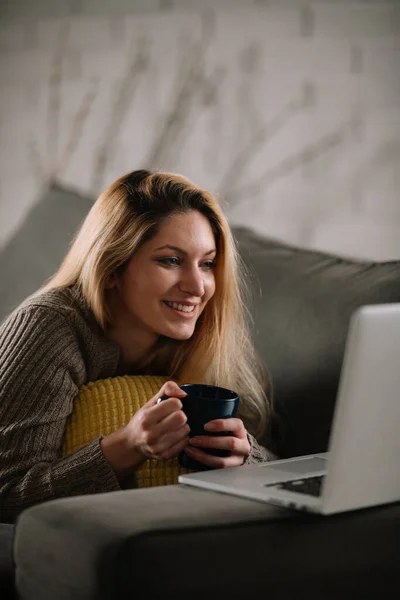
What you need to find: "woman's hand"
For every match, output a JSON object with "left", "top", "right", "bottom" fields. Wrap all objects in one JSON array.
[
  {"left": 183, "top": 417, "right": 251, "bottom": 468},
  {"left": 100, "top": 381, "right": 189, "bottom": 479}
]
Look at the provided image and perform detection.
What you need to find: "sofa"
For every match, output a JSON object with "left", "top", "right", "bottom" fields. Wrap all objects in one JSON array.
[{"left": 2, "top": 225, "right": 400, "bottom": 600}]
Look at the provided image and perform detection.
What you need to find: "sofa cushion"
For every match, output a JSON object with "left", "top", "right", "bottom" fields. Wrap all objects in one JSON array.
[
  {"left": 62, "top": 375, "right": 193, "bottom": 486},
  {"left": 233, "top": 227, "right": 400, "bottom": 458}
]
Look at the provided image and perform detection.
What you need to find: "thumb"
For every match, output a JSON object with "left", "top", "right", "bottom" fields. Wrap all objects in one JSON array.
[
  {"left": 162, "top": 380, "right": 187, "bottom": 399},
  {"left": 146, "top": 380, "right": 187, "bottom": 408}
]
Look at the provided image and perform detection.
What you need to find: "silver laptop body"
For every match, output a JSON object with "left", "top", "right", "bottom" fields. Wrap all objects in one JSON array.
[{"left": 179, "top": 303, "right": 400, "bottom": 515}]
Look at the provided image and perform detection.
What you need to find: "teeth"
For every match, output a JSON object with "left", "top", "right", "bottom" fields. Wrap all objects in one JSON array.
[{"left": 165, "top": 301, "right": 195, "bottom": 313}]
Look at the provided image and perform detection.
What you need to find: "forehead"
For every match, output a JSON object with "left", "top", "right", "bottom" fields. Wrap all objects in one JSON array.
[{"left": 149, "top": 211, "right": 216, "bottom": 250}]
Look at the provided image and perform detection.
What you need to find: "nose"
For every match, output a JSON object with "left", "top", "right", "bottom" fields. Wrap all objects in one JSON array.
[{"left": 179, "top": 266, "right": 205, "bottom": 297}]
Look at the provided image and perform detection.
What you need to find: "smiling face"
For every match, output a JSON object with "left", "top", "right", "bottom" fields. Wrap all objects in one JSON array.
[{"left": 106, "top": 210, "right": 217, "bottom": 363}]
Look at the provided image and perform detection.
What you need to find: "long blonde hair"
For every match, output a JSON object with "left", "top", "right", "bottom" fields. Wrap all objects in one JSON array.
[{"left": 42, "top": 169, "right": 272, "bottom": 439}]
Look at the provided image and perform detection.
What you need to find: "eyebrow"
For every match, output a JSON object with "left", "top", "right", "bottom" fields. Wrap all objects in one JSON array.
[{"left": 154, "top": 244, "right": 217, "bottom": 256}]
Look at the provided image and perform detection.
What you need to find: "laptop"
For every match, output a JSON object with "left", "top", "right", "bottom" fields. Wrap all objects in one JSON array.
[{"left": 179, "top": 303, "right": 400, "bottom": 515}]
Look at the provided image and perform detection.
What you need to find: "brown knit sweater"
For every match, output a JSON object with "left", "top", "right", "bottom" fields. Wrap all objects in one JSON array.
[{"left": 0, "top": 287, "right": 274, "bottom": 523}]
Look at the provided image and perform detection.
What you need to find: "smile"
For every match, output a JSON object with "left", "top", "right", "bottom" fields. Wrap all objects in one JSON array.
[{"left": 164, "top": 301, "right": 196, "bottom": 313}]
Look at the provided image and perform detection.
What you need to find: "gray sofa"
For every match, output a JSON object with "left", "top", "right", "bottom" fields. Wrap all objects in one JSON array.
[{"left": 2, "top": 225, "right": 400, "bottom": 600}]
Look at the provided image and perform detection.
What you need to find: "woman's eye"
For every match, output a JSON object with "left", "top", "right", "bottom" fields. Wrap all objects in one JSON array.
[
  {"left": 202, "top": 260, "right": 216, "bottom": 270},
  {"left": 157, "top": 257, "right": 180, "bottom": 267}
]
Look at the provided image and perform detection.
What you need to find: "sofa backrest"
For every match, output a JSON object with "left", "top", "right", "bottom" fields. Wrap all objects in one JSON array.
[
  {"left": 0, "top": 184, "right": 94, "bottom": 324},
  {"left": 233, "top": 227, "right": 400, "bottom": 459}
]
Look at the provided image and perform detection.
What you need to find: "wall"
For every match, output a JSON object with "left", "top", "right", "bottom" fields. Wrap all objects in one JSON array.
[{"left": 0, "top": 0, "right": 399, "bottom": 259}]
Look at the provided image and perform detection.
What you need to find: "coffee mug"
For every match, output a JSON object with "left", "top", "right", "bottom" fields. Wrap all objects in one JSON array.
[{"left": 158, "top": 383, "right": 240, "bottom": 470}]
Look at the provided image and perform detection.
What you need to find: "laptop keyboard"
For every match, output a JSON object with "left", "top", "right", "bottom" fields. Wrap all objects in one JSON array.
[{"left": 266, "top": 475, "right": 325, "bottom": 497}]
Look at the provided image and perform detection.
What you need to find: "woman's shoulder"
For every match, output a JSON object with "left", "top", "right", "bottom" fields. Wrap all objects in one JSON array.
[
  {"left": 1, "top": 287, "right": 119, "bottom": 383},
  {"left": 2, "top": 286, "right": 93, "bottom": 334},
  {"left": 20, "top": 286, "right": 88, "bottom": 317}
]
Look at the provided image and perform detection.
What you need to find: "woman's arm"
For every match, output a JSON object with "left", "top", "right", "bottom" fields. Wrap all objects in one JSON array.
[
  {"left": 0, "top": 305, "right": 120, "bottom": 523},
  {"left": 244, "top": 433, "right": 277, "bottom": 464}
]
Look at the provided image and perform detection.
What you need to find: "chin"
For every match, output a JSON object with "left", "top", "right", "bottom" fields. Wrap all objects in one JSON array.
[{"left": 163, "top": 327, "right": 195, "bottom": 341}]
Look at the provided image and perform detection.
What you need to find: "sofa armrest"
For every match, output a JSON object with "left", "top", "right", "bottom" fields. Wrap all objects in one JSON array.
[{"left": 14, "top": 486, "right": 400, "bottom": 600}]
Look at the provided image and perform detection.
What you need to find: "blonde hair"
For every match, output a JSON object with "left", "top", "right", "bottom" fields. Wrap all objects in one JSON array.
[{"left": 42, "top": 169, "right": 272, "bottom": 439}]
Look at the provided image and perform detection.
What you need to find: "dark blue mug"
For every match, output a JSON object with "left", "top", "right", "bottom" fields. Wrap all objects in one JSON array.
[{"left": 159, "top": 383, "right": 240, "bottom": 470}]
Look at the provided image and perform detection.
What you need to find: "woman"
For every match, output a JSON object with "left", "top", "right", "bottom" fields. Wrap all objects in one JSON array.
[{"left": 0, "top": 169, "right": 275, "bottom": 523}]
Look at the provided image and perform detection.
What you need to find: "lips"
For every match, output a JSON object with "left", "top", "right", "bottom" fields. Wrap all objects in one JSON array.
[{"left": 164, "top": 301, "right": 196, "bottom": 313}]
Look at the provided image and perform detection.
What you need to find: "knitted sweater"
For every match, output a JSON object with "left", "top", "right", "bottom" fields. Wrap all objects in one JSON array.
[{"left": 0, "top": 287, "right": 274, "bottom": 523}]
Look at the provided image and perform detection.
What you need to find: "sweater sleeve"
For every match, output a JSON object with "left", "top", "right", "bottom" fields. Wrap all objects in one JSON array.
[
  {"left": 244, "top": 433, "right": 277, "bottom": 464},
  {"left": 0, "top": 305, "right": 121, "bottom": 523}
]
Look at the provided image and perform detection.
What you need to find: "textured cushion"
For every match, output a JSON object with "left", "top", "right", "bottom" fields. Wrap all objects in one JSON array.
[
  {"left": 233, "top": 227, "right": 400, "bottom": 458},
  {"left": 62, "top": 375, "right": 192, "bottom": 487}
]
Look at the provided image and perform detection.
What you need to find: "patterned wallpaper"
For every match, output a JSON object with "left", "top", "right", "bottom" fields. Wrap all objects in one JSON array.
[{"left": 0, "top": 0, "right": 399, "bottom": 259}]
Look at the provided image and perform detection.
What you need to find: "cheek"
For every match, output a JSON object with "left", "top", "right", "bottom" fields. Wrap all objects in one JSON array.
[
  {"left": 205, "top": 274, "right": 216, "bottom": 301},
  {"left": 123, "top": 268, "right": 163, "bottom": 299}
]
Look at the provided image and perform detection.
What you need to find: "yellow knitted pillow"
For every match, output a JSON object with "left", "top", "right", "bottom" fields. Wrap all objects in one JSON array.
[{"left": 62, "top": 375, "right": 192, "bottom": 487}]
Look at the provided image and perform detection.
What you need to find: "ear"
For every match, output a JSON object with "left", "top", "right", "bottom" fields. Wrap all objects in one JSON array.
[{"left": 105, "top": 272, "right": 117, "bottom": 290}]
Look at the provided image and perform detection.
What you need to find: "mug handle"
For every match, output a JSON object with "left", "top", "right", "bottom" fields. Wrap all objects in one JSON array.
[{"left": 156, "top": 394, "right": 170, "bottom": 404}]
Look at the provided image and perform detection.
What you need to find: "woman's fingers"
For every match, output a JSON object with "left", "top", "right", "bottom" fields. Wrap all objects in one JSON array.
[
  {"left": 184, "top": 445, "right": 244, "bottom": 468},
  {"left": 151, "top": 397, "right": 185, "bottom": 423},
  {"left": 156, "top": 430, "right": 191, "bottom": 462},
  {"left": 149, "top": 408, "right": 189, "bottom": 441},
  {"left": 146, "top": 380, "right": 187, "bottom": 408},
  {"left": 189, "top": 434, "right": 244, "bottom": 454},
  {"left": 141, "top": 412, "right": 190, "bottom": 460},
  {"left": 127, "top": 407, "right": 189, "bottom": 460},
  {"left": 142, "top": 380, "right": 187, "bottom": 425},
  {"left": 184, "top": 417, "right": 251, "bottom": 467},
  {"left": 204, "top": 418, "right": 248, "bottom": 438},
  {"left": 126, "top": 381, "right": 190, "bottom": 459}
]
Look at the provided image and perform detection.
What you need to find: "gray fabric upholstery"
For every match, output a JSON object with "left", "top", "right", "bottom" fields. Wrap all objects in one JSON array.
[
  {"left": 117, "top": 504, "right": 400, "bottom": 600},
  {"left": 233, "top": 228, "right": 400, "bottom": 457},
  {"left": 14, "top": 486, "right": 400, "bottom": 600},
  {"left": 14, "top": 485, "right": 291, "bottom": 600},
  {"left": 0, "top": 183, "right": 93, "bottom": 323}
]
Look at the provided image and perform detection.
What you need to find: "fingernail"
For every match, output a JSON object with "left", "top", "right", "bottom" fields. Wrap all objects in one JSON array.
[{"left": 204, "top": 422, "right": 217, "bottom": 431}]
